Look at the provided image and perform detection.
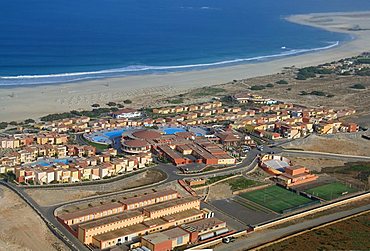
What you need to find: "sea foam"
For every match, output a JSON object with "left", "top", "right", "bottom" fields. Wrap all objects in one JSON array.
[{"left": 0, "top": 41, "right": 339, "bottom": 86}]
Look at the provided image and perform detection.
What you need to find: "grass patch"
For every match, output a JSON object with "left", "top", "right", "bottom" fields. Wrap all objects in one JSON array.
[
  {"left": 250, "top": 85, "right": 266, "bottom": 90},
  {"left": 240, "top": 185, "right": 314, "bottom": 213},
  {"left": 321, "top": 162, "right": 370, "bottom": 182},
  {"left": 82, "top": 138, "right": 110, "bottom": 150},
  {"left": 305, "top": 182, "right": 358, "bottom": 201},
  {"left": 166, "top": 98, "right": 184, "bottom": 104},
  {"left": 206, "top": 174, "right": 234, "bottom": 185},
  {"left": 276, "top": 80, "right": 289, "bottom": 85},
  {"left": 225, "top": 177, "right": 263, "bottom": 191},
  {"left": 193, "top": 87, "right": 225, "bottom": 97},
  {"left": 299, "top": 90, "right": 334, "bottom": 97},
  {"left": 350, "top": 83, "right": 366, "bottom": 89}
]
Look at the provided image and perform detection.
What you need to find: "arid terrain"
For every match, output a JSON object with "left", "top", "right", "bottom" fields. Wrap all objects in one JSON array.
[
  {"left": 281, "top": 133, "right": 370, "bottom": 156},
  {"left": 261, "top": 211, "right": 370, "bottom": 251},
  {"left": 0, "top": 186, "right": 69, "bottom": 251},
  {"left": 25, "top": 169, "right": 166, "bottom": 206},
  {"left": 285, "top": 157, "right": 346, "bottom": 172}
]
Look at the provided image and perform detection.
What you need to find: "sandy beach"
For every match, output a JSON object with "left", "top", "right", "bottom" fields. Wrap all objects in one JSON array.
[{"left": 1, "top": 11, "right": 370, "bottom": 122}]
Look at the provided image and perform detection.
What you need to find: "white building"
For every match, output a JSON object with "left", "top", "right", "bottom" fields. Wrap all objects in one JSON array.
[{"left": 112, "top": 108, "right": 142, "bottom": 119}]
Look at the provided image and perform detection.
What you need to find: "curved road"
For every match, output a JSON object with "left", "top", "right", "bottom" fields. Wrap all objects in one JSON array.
[
  {"left": 215, "top": 205, "right": 370, "bottom": 251},
  {"left": 1, "top": 146, "right": 369, "bottom": 251}
]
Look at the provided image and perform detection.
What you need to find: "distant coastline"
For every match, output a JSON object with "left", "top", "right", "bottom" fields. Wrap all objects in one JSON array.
[
  {"left": 0, "top": 40, "right": 344, "bottom": 87},
  {"left": 1, "top": 11, "right": 370, "bottom": 122}
]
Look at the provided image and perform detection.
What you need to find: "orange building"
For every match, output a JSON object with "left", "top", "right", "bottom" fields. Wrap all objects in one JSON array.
[
  {"left": 142, "top": 197, "right": 200, "bottom": 219},
  {"left": 57, "top": 202, "right": 125, "bottom": 226},
  {"left": 278, "top": 165, "right": 318, "bottom": 186}
]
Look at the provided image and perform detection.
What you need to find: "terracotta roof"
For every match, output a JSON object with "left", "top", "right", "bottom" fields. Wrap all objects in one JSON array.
[
  {"left": 123, "top": 139, "right": 148, "bottom": 148},
  {"left": 132, "top": 129, "right": 162, "bottom": 140}
]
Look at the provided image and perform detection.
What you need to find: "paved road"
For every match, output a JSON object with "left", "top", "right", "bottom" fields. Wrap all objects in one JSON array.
[
  {"left": 281, "top": 149, "right": 370, "bottom": 161},
  {"left": 215, "top": 204, "right": 370, "bottom": 251},
  {"left": 2, "top": 142, "right": 369, "bottom": 251}
]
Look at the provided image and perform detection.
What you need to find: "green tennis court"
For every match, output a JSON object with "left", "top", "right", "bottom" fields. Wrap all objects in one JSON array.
[
  {"left": 305, "top": 182, "right": 357, "bottom": 201},
  {"left": 240, "top": 185, "right": 314, "bottom": 213}
]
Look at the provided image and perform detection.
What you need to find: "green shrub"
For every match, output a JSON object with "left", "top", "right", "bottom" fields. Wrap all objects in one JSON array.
[
  {"left": 350, "top": 83, "right": 366, "bottom": 89},
  {"left": 0, "top": 122, "right": 8, "bottom": 129},
  {"left": 276, "top": 80, "right": 288, "bottom": 85},
  {"left": 106, "top": 102, "right": 117, "bottom": 107},
  {"left": 250, "top": 85, "right": 266, "bottom": 91}
]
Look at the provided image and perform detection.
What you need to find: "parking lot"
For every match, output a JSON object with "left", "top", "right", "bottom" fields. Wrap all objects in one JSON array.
[{"left": 210, "top": 197, "right": 278, "bottom": 226}]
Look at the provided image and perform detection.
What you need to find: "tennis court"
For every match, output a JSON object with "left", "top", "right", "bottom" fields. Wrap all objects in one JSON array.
[{"left": 240, "top": 185, "right": 315, "bottom": 214}]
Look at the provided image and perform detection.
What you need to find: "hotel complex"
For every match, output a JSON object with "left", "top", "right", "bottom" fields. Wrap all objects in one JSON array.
[{"left": 56, "top": 189, "right": 229, "bottom": 250}]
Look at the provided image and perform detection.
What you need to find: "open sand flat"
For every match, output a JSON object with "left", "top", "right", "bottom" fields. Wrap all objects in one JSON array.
[
  {"left": 1, "top": 11, "right": 370, "bottom": 122},
  {"left": 282, "top": 133, "right": 370, "bottom": 157},
  {"left": 0, "top": 186, "right": 68, "bottom": 251}
]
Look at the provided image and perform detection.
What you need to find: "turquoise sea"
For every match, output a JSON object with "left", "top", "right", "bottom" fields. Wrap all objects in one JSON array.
[{"left": 1, "top": 0, "right": 370, "bottom": 86}]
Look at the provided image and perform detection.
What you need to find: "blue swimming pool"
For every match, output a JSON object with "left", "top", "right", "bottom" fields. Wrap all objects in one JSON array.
[
  {"left": 35, "top": 158, "right": 70, "bottom": 167},
  {"left": 92, "top": 135, "right": 109, "bottom": 141},
  {"left": 103, "top": 129, "right": 127, "bottom": 138},
  {"left": 163, "top": 127, "right": 186, "bottom": 135}
]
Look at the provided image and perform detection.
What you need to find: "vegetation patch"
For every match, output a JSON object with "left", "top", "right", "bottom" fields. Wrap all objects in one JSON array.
[
  {"left": 296, "top": 66, "right": 332, "bottom": 80},
  {"left": 250, "top": 85, "right": 266, "bottom": 91},
  {"left": 40, "top": 107, "right": 119, "bottom": 121},
  {"left": 206, "top": 174, "right": 234, "bottom": 185},
  {"left": 321, "top": 162, "right": 370, "bottom": 183},
  {"left": 166, "top": 98, "right": 184, "bottom": 104},
  {"left": 260, "top": 212, "right": 370, "bottom": 251},
  {"left": 305, "top": 182, "right": 357, "bottom": 201},
  {"left": 299, "top": 90, "right": 334, "bottom": 97},
  {"left": 225, "top": 177, "right": 263, "bottom": 191},
  {"left": 240, "top": 185, "right": 314, "bottom": 213},
  {"left": 193, "top": 87, "right": 225, "bottom": 97},
  {"left": 350, "top": 83, "right": 366, "bottom": 89}
]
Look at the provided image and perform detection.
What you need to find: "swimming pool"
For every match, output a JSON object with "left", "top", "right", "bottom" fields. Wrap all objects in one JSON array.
[
  {"left": 163, "top": 127, "right": 186, "bottom": 135},
  {"left": 103, "top": 129, "right": 127, "bottom": 138},
  {"left": 34, "top": 158, "right": 70, "bottom": 167},
  {"left": 91, "top": 135, "right": 111, "bottom": 144}
]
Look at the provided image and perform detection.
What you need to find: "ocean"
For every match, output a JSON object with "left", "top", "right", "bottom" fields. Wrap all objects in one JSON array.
[{"left": 1, "top": 0, "right": 370, "bottom": 86}]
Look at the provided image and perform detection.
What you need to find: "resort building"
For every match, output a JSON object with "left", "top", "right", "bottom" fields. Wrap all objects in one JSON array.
[
  {"left": 111, "top": 108, "right": 142, "bottom": 119},
  {"left": 58, "top": 202, "right": 125, "bottom": 226},
  {"left": 141, "top": 227, "right": 190, "bottom": 251},
  {"left": 56, "top": 187, "right": 218, "bottom": 250},
  {"left": 120, "top": 189, "right": 179, "bottom": 210},
  {"left": 181, "top": 217, "right": 227, "bottom": 243},
  {"left": 122, "top": 139, "right": 151, "bottom": 154},
  {"left": 277, "top": 165, "right": 318, "bottom": 187}
]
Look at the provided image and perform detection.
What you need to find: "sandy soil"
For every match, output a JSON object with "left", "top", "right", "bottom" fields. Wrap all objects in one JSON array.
[
  {"left": 26, "top": 169, "right": 166, "bottom": 207},
  {"left": 0, "top": 186, "right": 69, "bottom": 251},
  {"left": 207, "top": 183, "right": 233, "bottom": 201},
  {"left": 262, "top": 211, "right": 370, "bottom": 251},
  {"left": 282, "top": 133, "right": 370, "bottom": 157},
  {"left": 287, "top": 157, "right": 346, "bottom": 172},
  {"left": 1, "top": 11, "right": 370, "bottom": 122}
]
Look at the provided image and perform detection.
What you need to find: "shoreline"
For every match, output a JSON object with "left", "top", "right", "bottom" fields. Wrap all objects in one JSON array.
[
  {"left": 0, "top": 40, "right": 344, "bottom": 88},
  {"left": 1, "top": 11, "right": 370, "bottom": 122}
]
